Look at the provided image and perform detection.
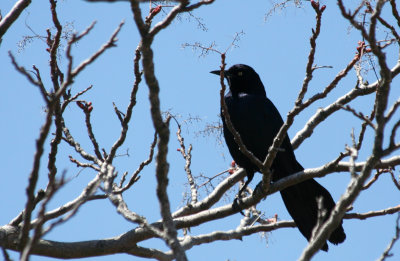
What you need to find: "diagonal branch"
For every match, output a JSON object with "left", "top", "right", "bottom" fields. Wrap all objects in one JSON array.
[
  {"left": 107, "top": 45, "right": 142, "bottom": 163},
  {"left": 174, "top": 118, "right": 197, "bottom": 205},
  {"left": 377, "top": 213, "right": 400, "bottom": 261},
  {"left": 19, "top": 103, "right": 54, "bottom": 256},
  {"left": 295, "top": 2, "right": 325, "bottom": 106},
  {"left": 115, "top": 131, "right": 157, "bottom": 193},
  {"left": 0, "top": 0, "right": 31, "bottom": 39},
  {"left": 291, "top": 60, "right": 400, "bottom": 150}
]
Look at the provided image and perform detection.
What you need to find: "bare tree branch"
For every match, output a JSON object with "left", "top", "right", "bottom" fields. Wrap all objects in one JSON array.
[
  {"left": 68, "top": 21, "right": 124, "bottom": 82},
  {"left": 291, "top": 59, "right": 400, "bottom": 150},
  {"left": 8, "top": 53, "right": 48, "bottom": 103},
  {"left": 174, "top": 118, "right": 198, "bottom": 205},
  {"left": 346, "top": 205, "right": 400, "bottom": 220},
  {"left": 116, "top": 132, "right": 157, "bottom": 193},
  {"left": 107, "top": 45, "right": 142, "bottom": 163},
  {"left": 377, "top": 213, "right": 400, "bottom": 261},
  {"left": 2, "top": 0, "right": 400, "bottom": 260},
  {"left": 0, "top": 0, "right": 31, "bottom": 40},
  {"left": 130, "top": 1, "right": 188, "bottom": 259},
  {"left": 2, "top": 204, "right": 399, "bottom": 260},
  {"left": 299, "top": 1, "right": 395, "bottom": 258},
  {"left": 295, "top": 1, "right": 325, "bottom": 106}
]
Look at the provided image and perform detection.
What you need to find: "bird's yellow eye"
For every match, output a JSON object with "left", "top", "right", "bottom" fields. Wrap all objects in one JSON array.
[{"left": 238, "top": 71, "right": 243, "bottom": 76}]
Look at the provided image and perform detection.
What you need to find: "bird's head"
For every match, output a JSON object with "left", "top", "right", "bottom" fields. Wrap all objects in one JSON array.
[{"left": 210, "top": 64, "right": 266, "bottom": 96}]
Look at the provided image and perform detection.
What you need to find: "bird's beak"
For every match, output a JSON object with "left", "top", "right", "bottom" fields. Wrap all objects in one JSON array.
[{"left": 210, "top": 70, "right": 228, "bottom": 77}]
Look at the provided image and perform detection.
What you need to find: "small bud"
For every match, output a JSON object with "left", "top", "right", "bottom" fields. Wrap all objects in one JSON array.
[
  {"left": 365, "top": 1, "right": 373, "bottom": 12},
  {"left": 356, "top": 41, "right": 365, "bottom": 52},
  {"left": 311, "top": 0, "right": 319, "bottom": 9},
  {"left": 320, "top": 5, "right": 326, "bottom": 13},
  {"left": 76, "top": 101, "right": 85, "bottom": 109},
  {"left": 228, "top": 169, "right": 235, "bottom": 174},
  {"left": 87, "top": 101, "right": 92, "bottom": 106},
  {"left": 231, "top": 160, "right": 236, "bottom": 167},
  {"left": 87, "top": 106, "right": 93, "bottom": 113},
  {"left": 177, "top": 148, "right": 181, "bottom": 152},
  {"left": 151, "top": 5, "right": 162, "bottom": 15}
]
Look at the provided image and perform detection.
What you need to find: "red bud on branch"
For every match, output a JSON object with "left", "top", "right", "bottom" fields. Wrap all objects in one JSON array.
[
  {"left": 76, "top": 101, "right": 85, "bottom": 109},
  {"left": 151, "top": 5, "right": 162, "bottom": 16}
]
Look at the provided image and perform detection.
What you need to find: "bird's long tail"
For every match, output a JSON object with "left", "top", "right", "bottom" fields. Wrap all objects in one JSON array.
[{"left": 280, "top": 176, "right": 346, "bottom": 251}]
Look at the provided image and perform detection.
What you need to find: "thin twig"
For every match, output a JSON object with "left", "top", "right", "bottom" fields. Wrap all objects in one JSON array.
[
  {"left": 345, "top": 205, "right": 400, "bottom": 220},
  {"left": 107, "top": 45, "right": 142, "bottom": 163},
  {"left": 115, "top": 131, "right": 157, "bottom": 193},
  {"left": 363, "top": 170, "right": 384, "bottom": 190},
  {"left": 83, "top": 109, "right": 103, "bottom": 160},
  {"left": 341, "top": 104, "right": 376, "bottom": 129},
  {"left": 8, "top": 53, "right": 49, "bottom": 104},
  {"left": 295, "top": 2, "right": 324, "bottom": 106},
  {"left": 173, "top": 116, "right": 197, "bottom": 205},
  {"left": 61, "top": 85, "right": 93, "bottom": 113},
  {"left": 19, "top": 104, "right": 54, "bottom": 258},
  {"left": 377, "top": 213, "right": 400, "bottom": 261},
  {"left": 70, "top": 21, "right": 124, "bottom": 79},
  {"left": 69, "top": 156, "right": 101, "bottom": 171}
]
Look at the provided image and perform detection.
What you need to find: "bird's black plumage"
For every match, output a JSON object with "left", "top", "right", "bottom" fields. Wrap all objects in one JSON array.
[{"left": 211, "top": 64, "right": 346, "bottom": 251}]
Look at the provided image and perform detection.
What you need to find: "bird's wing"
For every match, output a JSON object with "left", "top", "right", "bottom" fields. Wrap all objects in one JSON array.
[
  {"left": 223, "top": 94, "right": 281, "bottom": 164},
  {"left": 224, "top": 94, "right": 301, "bottom": 176}
]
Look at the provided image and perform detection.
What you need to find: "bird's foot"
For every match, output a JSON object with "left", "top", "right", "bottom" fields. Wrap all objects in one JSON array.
[
  {"left": 253, "top": 181, "right": 266, "bottom": 197},
  {"left": 232, "top": 197, "right": 245, "bottom": 216}
]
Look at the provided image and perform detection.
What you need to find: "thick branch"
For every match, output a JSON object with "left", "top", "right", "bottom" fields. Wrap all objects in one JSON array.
[{"left": 0, "top": 0, "right": 31, "bottom": 39}]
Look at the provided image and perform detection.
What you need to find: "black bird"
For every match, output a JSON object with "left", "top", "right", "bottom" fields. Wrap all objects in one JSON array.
[{"left": 210, "top": 64, "right": 346, "bottom": 251}]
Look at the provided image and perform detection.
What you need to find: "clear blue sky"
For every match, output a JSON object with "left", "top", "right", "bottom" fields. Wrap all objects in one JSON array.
[{"left": 1, "top": 0, "right": 399, "bottom": 260}]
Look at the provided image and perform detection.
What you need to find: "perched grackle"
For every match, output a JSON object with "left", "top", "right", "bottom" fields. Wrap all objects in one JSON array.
[{"left": 210, "top": 64, "right": 346, "bottom": 251}]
